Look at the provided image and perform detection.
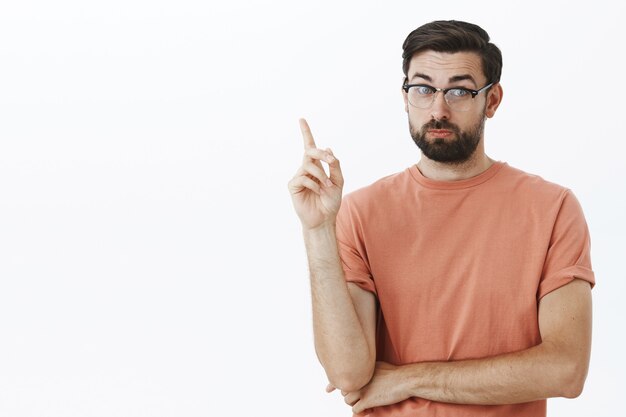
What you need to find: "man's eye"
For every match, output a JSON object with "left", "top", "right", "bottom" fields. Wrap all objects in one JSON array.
[
  {"left": 415, "top": 86, "right": 435, "bottom": 95},
  {"left": 448, "top": 88, "right": 470, "bottom": 97}
]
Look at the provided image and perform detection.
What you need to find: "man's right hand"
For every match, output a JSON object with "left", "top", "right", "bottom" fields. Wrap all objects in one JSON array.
[{"left": 288, "top": 118, "right": 344, "bottom": 231}]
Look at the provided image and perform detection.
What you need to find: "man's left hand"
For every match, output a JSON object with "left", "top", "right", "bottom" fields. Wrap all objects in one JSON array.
[{"left": 326, "top": 361, "right": 413, "bottom": 415}]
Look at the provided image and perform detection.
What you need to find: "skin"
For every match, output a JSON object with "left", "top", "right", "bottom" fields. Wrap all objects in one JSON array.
[
  {"left": 404, "top": 50, "right": 503, "bottom": 181},
  {"left": 287, "top": 119, "right": 376, "bottom": 392},
  {"left": 288, "top": 50, "right": 592, "bottom": 416}
]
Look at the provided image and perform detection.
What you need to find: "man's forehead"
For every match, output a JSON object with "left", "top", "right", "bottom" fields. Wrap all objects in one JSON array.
[{"left": 408, "top": 50, "right": 484, "bottom": 85}]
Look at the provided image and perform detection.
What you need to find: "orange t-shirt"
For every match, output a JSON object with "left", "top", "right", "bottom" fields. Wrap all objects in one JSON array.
[{"left": 335, "top": 161, "right": 595, "bottom": 417}]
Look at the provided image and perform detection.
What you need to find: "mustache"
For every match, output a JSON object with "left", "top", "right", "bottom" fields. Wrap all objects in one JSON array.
[{"left": 421, "top": 119, "right": 460, "bottom": 132}]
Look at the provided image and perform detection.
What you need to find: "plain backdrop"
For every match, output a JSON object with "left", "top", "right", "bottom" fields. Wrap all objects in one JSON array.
[{"left": 0, "top": 1, "right": 624, "bottom": 416}]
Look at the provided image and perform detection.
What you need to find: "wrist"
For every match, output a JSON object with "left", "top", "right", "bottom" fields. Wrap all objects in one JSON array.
[
  {"left": 303, "top": 222, "right": 336, "bottom": 237},
  {"left": 399, "top": 362, "right": 425, "bottom": 399},
  {"left": 303, "top": 222, "right": 341, "bottom": 268}
]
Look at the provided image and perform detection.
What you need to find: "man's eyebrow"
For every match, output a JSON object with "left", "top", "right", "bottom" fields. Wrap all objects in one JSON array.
[
  {"left": 448, "top": 74, "right": 477, "bottom": 88},
  {"left": 410, "top": 73, "right": 479, "bottom": 88},
  {"left": 410, "top": 72, "right": 432, "bottom": 82}
]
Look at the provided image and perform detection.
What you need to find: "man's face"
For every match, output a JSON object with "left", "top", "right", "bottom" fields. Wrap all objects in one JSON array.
[{"left": 403, "top": 50, "right": 499, "bottom": 164}]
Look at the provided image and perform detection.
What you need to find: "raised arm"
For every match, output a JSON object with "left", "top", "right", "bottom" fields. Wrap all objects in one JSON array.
[{"left": 288, "top": 118, "right": 377, "bottom": 392}]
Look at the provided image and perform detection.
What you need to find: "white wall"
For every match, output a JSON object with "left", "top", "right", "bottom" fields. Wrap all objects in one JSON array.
[{"left": 0, "top": 0, "right": 623, "bottom": 416}]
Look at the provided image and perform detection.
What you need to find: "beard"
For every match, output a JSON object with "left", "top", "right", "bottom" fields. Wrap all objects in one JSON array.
[{"left": 410, "top": 115, "right": 486, "bottom": 164}]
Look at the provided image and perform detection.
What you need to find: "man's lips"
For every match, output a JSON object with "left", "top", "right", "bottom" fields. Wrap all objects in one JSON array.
[{"left": 427, "top": 129, "right": 454, "bottom": 138}]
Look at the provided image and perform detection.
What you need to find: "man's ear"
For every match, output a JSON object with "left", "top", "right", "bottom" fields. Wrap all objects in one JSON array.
[
  {"left": 485, "top": 83, "right": 503, "bottom": 118},
  {"left": 401, "top": 76, "right": 409, "bottom": 113}
]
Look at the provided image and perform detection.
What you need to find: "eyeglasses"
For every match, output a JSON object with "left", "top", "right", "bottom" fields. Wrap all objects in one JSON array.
[{"left": 402, "top": 82, "right": 494, "bottom": 111}]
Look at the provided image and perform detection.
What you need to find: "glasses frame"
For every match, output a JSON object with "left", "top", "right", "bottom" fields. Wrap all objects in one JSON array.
[{"left": 402, "top": 82, "right": 494, "bottom": 110}]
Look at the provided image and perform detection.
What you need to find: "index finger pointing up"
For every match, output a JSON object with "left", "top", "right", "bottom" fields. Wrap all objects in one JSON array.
[{"left": 299, "top": 118, "right": 317, "bottom": 149}]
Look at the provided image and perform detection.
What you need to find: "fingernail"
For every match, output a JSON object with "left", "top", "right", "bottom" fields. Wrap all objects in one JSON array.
[{"left": 327, "top": 155, "right": 335, "bottom": 163}]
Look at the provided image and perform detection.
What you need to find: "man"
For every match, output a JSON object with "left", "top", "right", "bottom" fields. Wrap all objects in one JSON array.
[{"left": 287, "top": 20, "right": 594, "bottom": 417}]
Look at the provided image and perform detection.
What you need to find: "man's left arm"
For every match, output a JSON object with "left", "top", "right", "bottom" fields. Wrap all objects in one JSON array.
[{"left": 342, "top": 278, "right": 592, "bottom": 414}]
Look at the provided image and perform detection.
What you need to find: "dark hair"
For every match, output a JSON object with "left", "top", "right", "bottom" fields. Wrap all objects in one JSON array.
[{"left": 402, "top": 20, "right": 502, "bottom": 85}]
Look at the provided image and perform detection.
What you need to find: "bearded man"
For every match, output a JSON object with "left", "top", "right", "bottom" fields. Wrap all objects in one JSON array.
[{"left": 288, "top": 20, "right": 594, "bottom": 417}]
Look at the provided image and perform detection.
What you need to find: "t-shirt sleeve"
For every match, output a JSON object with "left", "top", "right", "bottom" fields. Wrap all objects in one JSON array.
[
  {"left": 335, "top": 195, "right": 377, "bottom": 295},
  {"left": 538, "top": 189, "right": 595, "bottom": 300}
]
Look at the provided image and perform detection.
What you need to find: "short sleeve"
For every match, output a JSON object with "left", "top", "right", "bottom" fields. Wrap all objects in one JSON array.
[
  {"left": 335, "top": 195, "right": 377, "bottom": 295},
  {"left": 538, "top": 189, "right": 595, "bottom": 300}
]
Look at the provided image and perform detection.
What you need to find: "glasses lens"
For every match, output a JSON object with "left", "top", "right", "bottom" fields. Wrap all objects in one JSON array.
[
  {"left": 444, "top": 89, "right": 472, "bottom": 111},
  {"left": 407, "top": 86, "right": 435, "bottom": 109}
]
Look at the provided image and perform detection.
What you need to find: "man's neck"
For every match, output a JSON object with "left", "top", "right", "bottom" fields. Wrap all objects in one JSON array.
[{"left": 417, "top": 152, "right": 494, "bottom": 182}]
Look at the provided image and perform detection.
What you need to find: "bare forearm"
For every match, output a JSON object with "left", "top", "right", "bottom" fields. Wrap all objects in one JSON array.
[
  {"left": 344, "top": 279, "right": 592, "bottom": 414},
  {"left": 403, "top": 341, "right": 585, "bottom": 405},
  {"left": 304, "top": 224, "right": 373, "bottom": 390}
]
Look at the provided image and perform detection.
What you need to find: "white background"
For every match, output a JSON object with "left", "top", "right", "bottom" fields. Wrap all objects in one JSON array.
[{"left": 0, "top": 0, "right": 624, "bottom": 416}]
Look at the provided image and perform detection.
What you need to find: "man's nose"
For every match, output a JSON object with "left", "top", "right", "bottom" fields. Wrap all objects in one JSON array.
[{"left": 430, "top": 91, "right": 451, "bottom": 120}]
